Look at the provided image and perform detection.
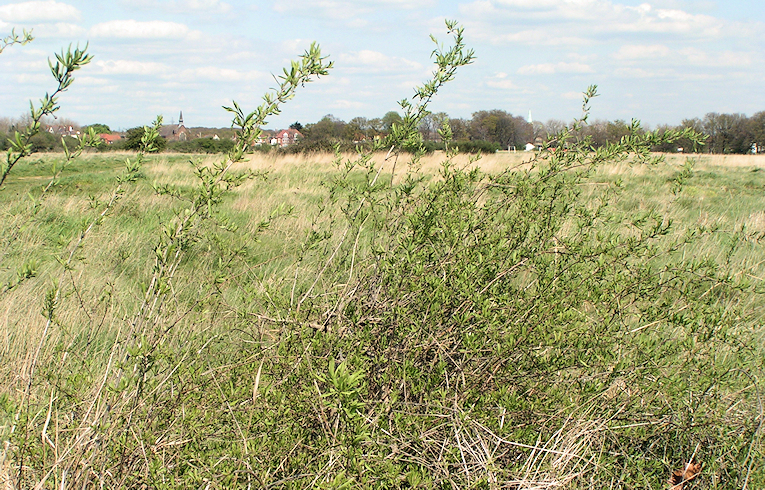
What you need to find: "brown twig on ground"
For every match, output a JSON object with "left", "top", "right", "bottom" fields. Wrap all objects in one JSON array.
[{"left": 668, "top": 460, "right": 701, "bottom": 490}]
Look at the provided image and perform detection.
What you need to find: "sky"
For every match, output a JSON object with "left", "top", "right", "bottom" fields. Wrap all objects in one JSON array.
[{"left": 0, "top": 0, "right": 763, "bottom": 131}]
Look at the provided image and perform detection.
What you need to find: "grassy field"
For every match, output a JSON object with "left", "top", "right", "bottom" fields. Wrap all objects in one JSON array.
[{"left": 1, "top": 150, "right": 764, "bottom": 488}]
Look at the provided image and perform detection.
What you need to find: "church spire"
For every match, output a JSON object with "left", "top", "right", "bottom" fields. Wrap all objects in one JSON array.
[{"left": 179, "top": 111, "right": 184, "bottom": 127}]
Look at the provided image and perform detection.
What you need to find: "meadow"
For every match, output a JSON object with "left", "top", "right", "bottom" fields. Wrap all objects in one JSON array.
[{"left": 1, "top": 148, "right": 764, "bottom": 488}]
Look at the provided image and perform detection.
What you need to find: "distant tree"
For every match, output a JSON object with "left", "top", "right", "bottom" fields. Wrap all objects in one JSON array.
[
  {"left": 304, "top": 114, "right": 346, "bottom": 142},
  {"left": 606, "top": 120, "right": 631, "bottom": 144},
  {"left": 1, "top": 113, "right": 34, "bottom": 133},
  {"left": 675, "top": 118, "right": 705, "bottom": 153},
  {"left": 169, "top": 137, "right": 235, "bottom": 154},
  {"left": 125, "top": 126, "right": 166, "bottom": 152},
  {"left": 347, "top": 116, "right": 371, "bottom": 141},
  {"left": 0, "top": 117, "right": 11, "bottom": 134},
  {"left": 289, "top": 121, "right": 303, "bottom": 132},
  {"left": 531, "top": 120, "right": 545, "bottom": 140},
  {"left": 419, "top": 112, "right": 449, "bottom": 141},
  {"left": 748, "top": 111, "right": 765, "bottom": 153},
  {"left": 577, "top": 119, "right": 607, "bottom": 148},
  {"left": 448, "top": 118, "right": 471, "bottom": 141},
  {"left": 544, "top": 119, "right": 566, "bottom": 138},
  {"left": 703, "top": 112, "right": 751, "bottom": 154},
  {"left": 83, "top": 123, "right": 111, "bottom": 134},
  {"left": 470, "top": 110, "right": 526, "bottom": 149},
  {"left": 368, "top": 117, "right": 383, "bottom": 134},
  {"left": 651, "top": 124, "right": 680, "bottom": 153},
  {"left": 381, "top": 111, "right": 403, "bottom": 132}
]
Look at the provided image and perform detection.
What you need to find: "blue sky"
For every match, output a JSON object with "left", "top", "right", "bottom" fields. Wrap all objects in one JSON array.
[{"left": 1, "top": 0, "right": 763, "bottom": 130}]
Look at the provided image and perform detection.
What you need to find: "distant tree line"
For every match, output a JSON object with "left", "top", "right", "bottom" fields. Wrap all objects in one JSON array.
[
  {"left": 2, "top": 110, "right": 765, "bottom": 155},
  {"left": 287, "top": 110, "right": 535, "bottom": 153},
  {"left": 574, "top": 112, "right": 765, "bottom": 154},
  {"left": 287, "top": 110, "right": 765, "bottom": 155}
]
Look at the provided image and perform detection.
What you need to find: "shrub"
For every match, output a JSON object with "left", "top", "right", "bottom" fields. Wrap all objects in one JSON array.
[
  {"left": 168, "top": 136, "right": 235, "bottom": 153},
  {"left": 28, "top": 131, "right": 58, "bottom": 152},
  {"left": 124, "top": 126, "right": 167, "bottom": 151},
  {"left": 287, "top": 84, "right": 763, "bottom": 487},
  {"left": 422, "top": 139, "right": 502, "bottom": 153}
]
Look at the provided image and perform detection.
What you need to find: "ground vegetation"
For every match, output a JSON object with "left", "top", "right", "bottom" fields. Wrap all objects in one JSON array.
[{"left": 1, "top": 22, "right": 764, "bottom": 489}]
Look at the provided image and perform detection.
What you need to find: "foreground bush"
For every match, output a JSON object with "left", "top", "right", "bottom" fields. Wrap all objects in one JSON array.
[{"left": 1, "top": 22, "right": 763, "bottom": 489}]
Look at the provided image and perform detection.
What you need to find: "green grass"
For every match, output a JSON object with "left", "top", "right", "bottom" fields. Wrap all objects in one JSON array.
[{"left": 1, "top": 150, "right": 764, "bottom": 489}]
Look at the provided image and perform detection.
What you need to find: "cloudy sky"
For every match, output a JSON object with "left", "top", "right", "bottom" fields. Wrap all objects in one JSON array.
[{"left": 1, "top": 0, "right": 763, "bottom": 130}]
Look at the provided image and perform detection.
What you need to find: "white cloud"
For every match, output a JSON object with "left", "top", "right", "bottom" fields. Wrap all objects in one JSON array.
[
  {"left": 347, "top": 18, "right": 369, "bottom": 28},
  {"left": 619, "top": 4, "right": 722, "bottom": 36},
  {"left": 331, "top": 99, "right": 367, "bottom": 109},
  {"left": 613, "top": 67, "right": 658, "bottom": 78},
  {"left": 337, "top": 50, "right": 422, "bottom": 73},
  {"left": 612, "top": 44, "right": 752, "bottom": 69},
  {"left": 274, "top": 0, "right": 434, "bottom": 15},
  {"left": 677, "top": 47, "right": 752, "bottom": 67},
  {"left": 75, "top": 76, "right": 109, "bottom": 86},
  {"left": 120, "top": 0, "right": 232, "bottom": 13},
  {"left": 614, "top": 44, "right": 671, "bottom": 60},
  {"left": 492, "top": 0, "right": 585, "bottom": 9},
  {"left": 491, "top": 29, "right": 591, "bottom": 46},
  {"left": 281, "top": 39, "right": 308, "bottom": 53},
  {"left": 460, "top": 0, "right": 752, "bottom": 45},
  {"left": 485, "top": 72, "right": 519, "bottom": 89},
  {"left": 89, "top": 20, "right": 196, "bottom": 39},
  {"left": 181, "top": 0, "right": 232, "bottom": 11},
  {"left": 518, "top": 62, "right": 594, "bottom": 75},
  {"left": 30, "top": 22, "right": 86, "bottom": 38},
  {"left": 561, "top": 90, "right": 585, "bottom": 100},
  {"left": 271, "top": 0, "right": 434, "bottom": 27},
  {"left": 174, "top": 66, "right": 268, "bottom": 82},
  {"left": 13, "top": 72, "right": 49, "bottom": 84},
  {"left": 94, "top": 59, "right": 170, "bottom": 76},
  {"left": 0, "top": 1, "right": 80, "bottom": 23}
]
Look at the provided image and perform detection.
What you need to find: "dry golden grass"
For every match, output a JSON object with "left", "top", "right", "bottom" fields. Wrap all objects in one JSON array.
[
  {"left": 146, "top": 151, "right": 765, "bottom": 188},
  {"left": 233, "top": 150, "right": 536, "bottom": 175},
  {"left": 230, "top": 151, "right": 765, "bottom": 178},
  {"left": 0, "top": 446, "right": 12, "bottom": 490},
  {"left": 674, "top": 153, "right": 765, "bottom": 168}
]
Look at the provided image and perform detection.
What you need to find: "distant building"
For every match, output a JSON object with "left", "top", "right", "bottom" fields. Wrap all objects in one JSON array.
[
  {"left": 46, "top": 125, "right": 80, "bottom": 138},
  {"left": 272, "top": 128, "right": 303, "bottom": 147},
  {"left": 160, "top": 111, "right": 191, "bottom": 141},
  {"left": 99, "top": 133, "right": 122, "bottom": 145},
  {"left": 255, "top": 130, "right": 274, "bottom": 146}
]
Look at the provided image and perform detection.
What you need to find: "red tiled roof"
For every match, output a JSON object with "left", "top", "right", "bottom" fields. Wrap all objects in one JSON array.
[{"left": 99, "top": 133, "right": 122, "bottom": 143}]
